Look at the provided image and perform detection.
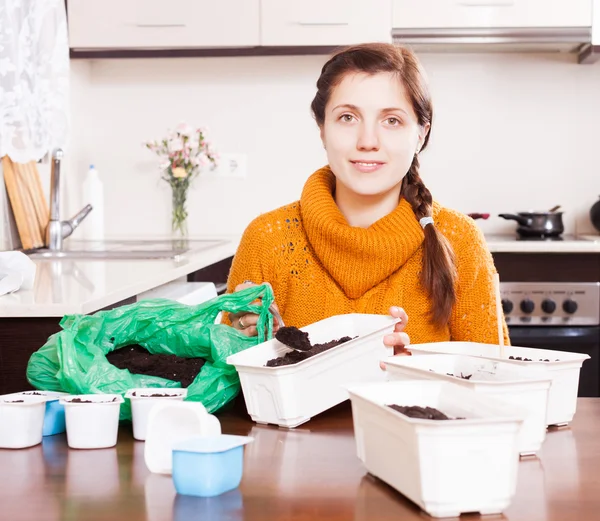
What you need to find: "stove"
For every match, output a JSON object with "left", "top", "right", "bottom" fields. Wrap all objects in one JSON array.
[
  {"left": 500, "top": 282, "right": 600, "bottom": 327},
  {"left": 500, "top": 282, "right": 600, "bottom": 397}
]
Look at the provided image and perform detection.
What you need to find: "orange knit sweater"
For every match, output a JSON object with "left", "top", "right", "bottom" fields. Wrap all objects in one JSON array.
[{"left": 227, "top": 167, "right": 509, "bottom": 345}]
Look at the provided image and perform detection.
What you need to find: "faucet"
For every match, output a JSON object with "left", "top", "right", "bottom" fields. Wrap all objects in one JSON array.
[{"left": 46, "top": 148, "right": 93, "bottom": 251}]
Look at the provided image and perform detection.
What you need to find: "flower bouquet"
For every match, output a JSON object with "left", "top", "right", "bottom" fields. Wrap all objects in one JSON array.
[{"left": 145, "top": 123, "right": 218, "bottom": 237}]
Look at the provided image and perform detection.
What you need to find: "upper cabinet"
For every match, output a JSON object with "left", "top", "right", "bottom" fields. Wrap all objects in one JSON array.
[
  {"left": 260, "top": 0, "right": 392, "bottom": 46},
  {"left": 67, "top": 0, "right": 260, "bottom": 49},
  {"left": 392, "top": 0, "right": 592, "bottom": 29}
]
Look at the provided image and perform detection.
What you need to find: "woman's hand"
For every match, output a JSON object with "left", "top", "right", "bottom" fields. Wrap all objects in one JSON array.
[
  {"left": 229, "top": 281, "right": 282, "bottom": 338},
  {"left": 380, "top": 306, "right": 411, "bottom": 369}
]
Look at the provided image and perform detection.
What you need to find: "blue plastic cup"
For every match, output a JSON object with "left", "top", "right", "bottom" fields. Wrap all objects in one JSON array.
[{"left": 172, "top": 435, "right": 254, "bottom": 497}]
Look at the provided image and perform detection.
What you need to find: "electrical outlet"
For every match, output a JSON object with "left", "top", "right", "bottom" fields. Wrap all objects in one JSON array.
[{"left": 206, "top": 153, "right": 247, "bottom": 178}]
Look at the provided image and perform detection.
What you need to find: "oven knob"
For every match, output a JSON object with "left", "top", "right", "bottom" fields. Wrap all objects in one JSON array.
[
  {"left": 501, "top": 299, "right": 513, "bottom": 314},
  {"left": 541, "top": 299, "right": 556, "bottom": 314},
  {"left": 563, "top": 299, "right": 578, "bottom": 314},
  {"left": 520, "top": 299, "right": 535, "bottom": 314}
]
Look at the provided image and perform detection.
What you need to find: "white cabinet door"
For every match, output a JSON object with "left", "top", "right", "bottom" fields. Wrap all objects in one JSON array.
[
  {"left": 392, "top": 0, "right": 592, "bottom": 29},
  {"left": 261, "top": 0, "right": 392, "bottom": 46},
  {"left": 67, "top": 0, "right": 260, "bottom": 49}
]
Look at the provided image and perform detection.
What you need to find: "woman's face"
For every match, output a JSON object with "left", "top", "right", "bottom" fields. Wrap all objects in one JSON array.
[{"left": 321, "top": 72, "right": 429, "bottom": 198}]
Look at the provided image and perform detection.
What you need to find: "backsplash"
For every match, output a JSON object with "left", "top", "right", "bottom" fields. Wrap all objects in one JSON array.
[{"left": 64, "top": 51, "right": 600, "bottom": 239}]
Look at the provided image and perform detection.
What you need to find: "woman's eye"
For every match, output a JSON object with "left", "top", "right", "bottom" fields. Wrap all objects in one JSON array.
[
  {"left": 340, "top": 114, "right": 354, "bottom": 123},
  {"left": 386, "top": 117, "right": 401, "bottom": 126}
]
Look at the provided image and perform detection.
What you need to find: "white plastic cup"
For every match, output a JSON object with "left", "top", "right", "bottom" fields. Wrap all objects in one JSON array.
[
  {"left": 125, "top": 388, "right": 188, "bottom": 441},
  {"left": 60, "top": 394, "right": 124, "bottom": 449},
  {"left": 0, "top": 394, "right": 49, "bottom": 449}
]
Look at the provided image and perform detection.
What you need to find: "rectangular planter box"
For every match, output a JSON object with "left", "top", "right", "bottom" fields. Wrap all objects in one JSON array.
[
  {"left": 226, "top": 313, "right": 396, "bottom": 428},
  {"left": 408, "top": 341, "right": 589, "bottom": 426},
  {"left": 385, "top": 354, "right": 551, "bottom": 456},
  {"left": 346, "top": 380, "right": 523, "bottom": 518}
]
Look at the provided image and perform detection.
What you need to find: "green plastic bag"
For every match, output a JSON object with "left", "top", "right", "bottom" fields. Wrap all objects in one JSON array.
[{"left": 26, "top": 284, "right": 276, "bottom": 419}]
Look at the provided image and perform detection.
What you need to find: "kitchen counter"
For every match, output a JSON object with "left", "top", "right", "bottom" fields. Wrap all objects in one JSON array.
[
  {"left": 0, "top": 399, "right": 598, "bottom": 521},
  {"left": 2, "top": 233, "right": 599, "bottom": 319},
  {"left": 0, "top": 236, "right": 241, "bottom": 318},
  {"left": 486, "top": 234, "right": 600, "bottom": 253}
]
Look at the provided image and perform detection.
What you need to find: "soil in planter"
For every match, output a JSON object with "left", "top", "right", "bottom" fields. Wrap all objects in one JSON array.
[
  {"left": 5, "top": 400, "right": 24, "bottom": 403},
  {"left": 446, "top": 372, "right": 473, "bottom": 380},
  {"left": 106, "top": 345, "right": 206, "bottom": 388},
  {"left": 509, "top": 356, "right": 559, "bottom": 362},
  {"left": 266, "top": 328, "right": 356, "bottom": 367},
  {"left": 130, "top": 392, "right": 176, "bottom": 397},
  {"left": 69, "top": 398, "right": 118, "bottom": 403},
  {"left": 387, "top": 404, "right": 465, "bottom": 420}
]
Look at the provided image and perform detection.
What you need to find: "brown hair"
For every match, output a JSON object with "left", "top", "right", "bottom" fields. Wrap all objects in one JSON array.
[{"left": 310, "top": 43, "right": 457, "bottom": 328}]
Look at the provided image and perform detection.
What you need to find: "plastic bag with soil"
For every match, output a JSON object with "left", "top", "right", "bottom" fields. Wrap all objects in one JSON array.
[{"left": 26, "top": 284, "right": 276, "bottom": 419}]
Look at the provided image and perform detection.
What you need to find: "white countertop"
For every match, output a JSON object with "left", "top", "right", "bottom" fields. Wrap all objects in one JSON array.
[
  {"left": 2, "top": 232, "right": 599, "bottom": 319},
  {"left": 0, "top": 237, "right": 240, "bottom": 318},
  {"left": 485, "top": 234, "right": 600, "bottom": 253}
]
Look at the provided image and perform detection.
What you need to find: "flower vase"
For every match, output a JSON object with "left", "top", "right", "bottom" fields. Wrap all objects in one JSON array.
[{"left": 170, "top": 179, "right": 189, "bottom": 244}]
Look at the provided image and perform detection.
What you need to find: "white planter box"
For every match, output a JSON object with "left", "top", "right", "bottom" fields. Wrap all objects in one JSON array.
[
  {"left": 346, "top": 380, "right": 523, "bottom": 518},
  {"left": 408, "top": 341, "right": 589, "bottom": 426},
  {"left": 385, "top": 354, "right": 551, "bottom": 456},
  {"left": 226, "top": 313, "right": 397, "bottom": 428}
]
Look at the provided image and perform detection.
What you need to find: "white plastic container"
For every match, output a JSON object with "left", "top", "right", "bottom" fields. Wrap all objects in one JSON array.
[
  {"left": 144, "top": 401, "right": 222, "bottom": 475},
  {"left": 385, "top": 354, "right": 551, "bottom": 456},
  {"left": 226, "top": 313, "right": 397, "bottom": 428},
  {"left": 125, "top": 388, "right": 188, "bottom": 441},
  {"left": 17, "top": 390, "right": 70, "bottom": 436},
  {"left": 346, "top": 380, "right": 524, "bottom": 518},
  {"left": 82, "top": 164, "right": 104, "bottom": 240},
  {"left": 60, "top": 394, "right": 124, "bottom": 449},
  {"left": 408, "top": 341, "right": 589, "bottom": 426},
  {"left": 0, "top": 394, "right": 49, "bottom": 449}
]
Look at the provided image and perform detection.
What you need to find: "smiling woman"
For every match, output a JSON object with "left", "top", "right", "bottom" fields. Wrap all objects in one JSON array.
[{"left": 225, "top": 43, "right": 508, "bottom": 352}]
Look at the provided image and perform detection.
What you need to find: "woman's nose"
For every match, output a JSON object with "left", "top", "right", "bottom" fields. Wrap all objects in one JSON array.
[{"left": 356, "top": 123, "right": 380, "bottom": 151}]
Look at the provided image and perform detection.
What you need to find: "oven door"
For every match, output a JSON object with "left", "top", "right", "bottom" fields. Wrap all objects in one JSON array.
[{"left": 508, "top": 326, "right": 600, "bottom": 397}]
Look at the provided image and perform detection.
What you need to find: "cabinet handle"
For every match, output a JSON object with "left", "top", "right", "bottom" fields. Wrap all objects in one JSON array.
[
  {"left": 295, "top": 21, "right": 349, "bottom": 27},
  {"left": 458, "top": 0, "right": 514, "bottom": 6},
  {"left": 134, "top": 24, "right": 187, "bottom": 28}
]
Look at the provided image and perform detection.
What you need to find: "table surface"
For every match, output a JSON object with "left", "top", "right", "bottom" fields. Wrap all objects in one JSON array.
[{"left": 1, "top": 399, "right": 599, "bottom": 521}]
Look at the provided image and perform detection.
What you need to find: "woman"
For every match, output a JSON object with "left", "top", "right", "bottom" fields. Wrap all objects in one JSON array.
[{"left": 226, "top": 43, "right": 508, "bottom": 352}]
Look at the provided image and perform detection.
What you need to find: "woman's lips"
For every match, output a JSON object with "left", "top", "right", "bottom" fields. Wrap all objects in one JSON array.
[{"left": 350, "top": 160, "right": 385, "bottom": 173}]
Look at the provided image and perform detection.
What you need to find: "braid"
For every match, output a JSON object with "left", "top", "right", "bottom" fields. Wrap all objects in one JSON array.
[{"left": 402, "top": 156, "right": 457, "bottom": 328}]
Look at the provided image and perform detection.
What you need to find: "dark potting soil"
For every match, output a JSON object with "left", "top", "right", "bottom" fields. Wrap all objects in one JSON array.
[
  {"left": 68, "top": 397, "right": 118, "bottom": 403},
  {"left": 130, "top": 392, "right": 174, "bottom": 397},
  {"left": 6, "top": 400, "right": 24, "bottom": 403},
  {"left": 509, "top": 356, "right": 559, "bottom": 362},
  {"left": 446, "top": 372, "right": 473, "bottom": 380},
  {"left": 106, "top": 345, "right": 206, "bottom": 388},
  {"left": 27, "top": 392, "right": 44, "bottom": 395},
  {"left": 266, "top": 331, "right": 356, "bottom": 367},
  {"left": 387, "top": 404, "right": 463, "bottom": 420}
]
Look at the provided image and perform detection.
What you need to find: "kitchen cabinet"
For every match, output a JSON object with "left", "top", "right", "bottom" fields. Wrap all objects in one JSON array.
[
  {"left": 67, "top": 0, "right": 260, "bottom": 49},
  {"left": 260, "top": 0, "right": 392, "bottom": 46},
  {"left": 392, "top": 0, "right": 592, "bottom": 29}
]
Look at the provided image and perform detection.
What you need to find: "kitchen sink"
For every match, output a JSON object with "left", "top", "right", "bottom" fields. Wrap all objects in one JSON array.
[{"left": 27, "top": 239, "right": 227, "bottom": 260}]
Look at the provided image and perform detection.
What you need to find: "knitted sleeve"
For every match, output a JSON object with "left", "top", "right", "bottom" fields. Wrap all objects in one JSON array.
[
  {"left": 226, "top": 216, "right": 273, "bottom": 294},
  {"left": 448, "top": 218, "right": 510, "bottom": 345}
]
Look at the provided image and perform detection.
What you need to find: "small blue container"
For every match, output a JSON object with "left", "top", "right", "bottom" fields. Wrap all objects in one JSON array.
[
  {"left": 42, "top": 398, "right": 66, "bottom": 436},
  {"left": 172, "top": 435, "right": 254, "bottom": 497}
]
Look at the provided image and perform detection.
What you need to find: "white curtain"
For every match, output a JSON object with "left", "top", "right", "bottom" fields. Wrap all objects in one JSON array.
[{"left": 0, "top": 0, "right": 69, "bottom": 163}]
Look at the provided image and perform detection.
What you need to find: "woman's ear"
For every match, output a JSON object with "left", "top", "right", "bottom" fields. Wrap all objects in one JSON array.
[{"left": 417, "top": 123, "right": 431, "bottom": 153}]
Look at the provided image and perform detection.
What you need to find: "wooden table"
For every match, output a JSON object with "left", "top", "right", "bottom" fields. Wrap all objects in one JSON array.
[{"left": 1, "top": 399, "right": 599, "bottom": 521}]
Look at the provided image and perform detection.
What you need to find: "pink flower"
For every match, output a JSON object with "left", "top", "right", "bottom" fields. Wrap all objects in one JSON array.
[{"left": 176, "top": 122, "right": 195, "bottom": 137}]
